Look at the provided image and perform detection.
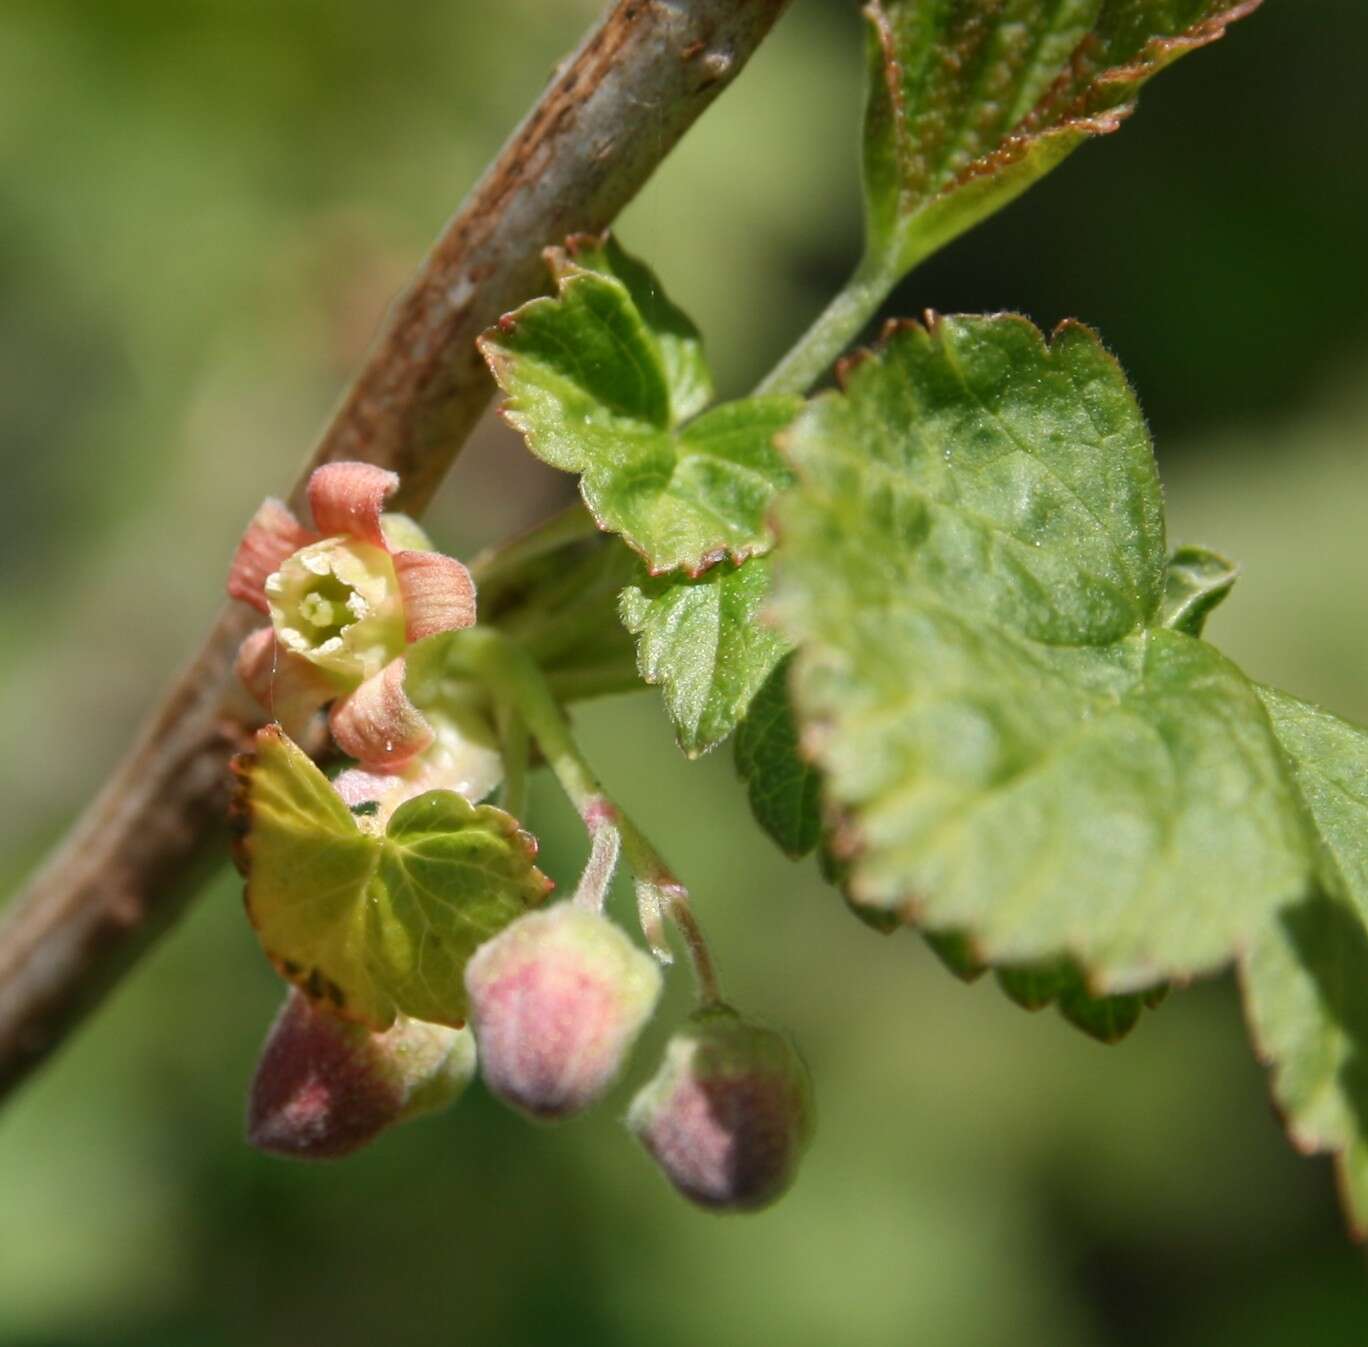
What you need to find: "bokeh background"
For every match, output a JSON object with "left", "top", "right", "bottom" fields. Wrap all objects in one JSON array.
[{"left": 3, "top": 0, "right": 1367, "bottom": 1342}]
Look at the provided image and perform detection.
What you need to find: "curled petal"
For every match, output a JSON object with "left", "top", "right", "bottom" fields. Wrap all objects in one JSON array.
[
  {"left": 235, "top": 629, "right": 337, "bottom": 740},
  {"left": 308, "top": 463, "right": 399, "bottom": 549},
  {"left": 332, "top": 707, "right": 505, "bottom": 824},
  {"left": 227, "top": 499, "right": 316, "bottom": 612},
  {"left": 394, "top": 550, "right": 478, "bottom": 640},
  {"left": 329, "top": 657, "right": 432, "bottom": 768}
]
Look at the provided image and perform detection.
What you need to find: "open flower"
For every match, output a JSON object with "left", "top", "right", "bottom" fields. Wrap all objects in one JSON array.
[{"left": 227, "top": 462, "right": 476, "bottom": 769}]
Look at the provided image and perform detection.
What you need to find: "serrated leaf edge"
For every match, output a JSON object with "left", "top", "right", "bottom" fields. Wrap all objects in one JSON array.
[{"left": 864, "top": 0, "right": 1264, "bottom": 246}]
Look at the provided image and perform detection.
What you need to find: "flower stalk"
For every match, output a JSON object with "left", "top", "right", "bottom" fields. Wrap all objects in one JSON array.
[{"left": 434, "top": 626, "right": 723, "bottom": 1006}]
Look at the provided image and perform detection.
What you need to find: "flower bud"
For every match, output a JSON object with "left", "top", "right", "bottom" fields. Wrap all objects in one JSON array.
[
  {"left": 247, "top": 992, "right": 476, "bottom": 1160},
  {"left": 464, "top": 903, "right": 662, "bottom": 1121},
  {"left": 628, "top": 1006, "right": 814, "bottom": 1212}
]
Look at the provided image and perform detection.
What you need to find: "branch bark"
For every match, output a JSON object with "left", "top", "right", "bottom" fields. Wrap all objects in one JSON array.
[{"left": 0, "top": 0, "right": 791, "bottom": 1099}]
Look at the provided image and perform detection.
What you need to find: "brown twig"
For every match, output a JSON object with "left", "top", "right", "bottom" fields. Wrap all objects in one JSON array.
[{"left": 0, "top": 0, "right": 791, "bottom": 1099}]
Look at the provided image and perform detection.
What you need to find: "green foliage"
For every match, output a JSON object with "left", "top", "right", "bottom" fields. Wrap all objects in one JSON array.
[
  {"left": 1241, "top": 688, "right": 1368, "bottom": 1236},
  {"left": 860, "top": 0, "right": 1262, "bottom": 280},
  {"left": 1159, "top": 543, "right": 1238, "bottom": 636},
  {"left": 479, "top": 234, "right": 802, "bottom": 576},
  {"left": 770, "top": 314, "right": 1308, "bottom": 989},
  {"left": 236, "top": 727, "right": 550, "bottom": 1030},
  {"left": 995, "top": 960, "right": 1158, "bottom": 1043},
  {"left": 621, "top": 558, "right": 788, "bottom": 759},
  {"left": 733, "top": 655, "right": 822, "bottom": 858}
]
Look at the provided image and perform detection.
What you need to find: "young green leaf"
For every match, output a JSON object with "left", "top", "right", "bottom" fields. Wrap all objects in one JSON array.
[
  {"left": 771, "top": 314, "right": 1308, "bottom": 990},
  {"left": 733, "top": 654, "right": 823, "bottom": 858},
  {"left": 232, "top": 726, "right": 388, "bottom": 1023},
  {"left": 235, "top": 727, "right": 550, "bottom": 1030},
  {"left": 620, "top": 557, "right": 788, "bottom": 758},
  {"left": 1159, "top": 543, "right": 1239, "bottom": 636},
  {"left": 479, "top": 234, "right": 802, "bottom": 575},
  {"left": 1242, "top": 688, "right": 1368, "bottom": 1237},
  {"left": 861, "top": 0, "right": 1261, "bottom": 279},
  {"left": 368, "top": 790, "right": 555, "bottom": 1026}
]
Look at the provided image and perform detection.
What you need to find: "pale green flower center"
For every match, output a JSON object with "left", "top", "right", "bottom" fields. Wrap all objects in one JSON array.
[{"left": 265, "top": 536, "right": 405, "bottom": 685}]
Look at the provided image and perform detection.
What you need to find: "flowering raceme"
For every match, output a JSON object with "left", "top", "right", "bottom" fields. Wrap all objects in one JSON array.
[{"left": 226, "top": 461, "right": 477, "bottom": 776}]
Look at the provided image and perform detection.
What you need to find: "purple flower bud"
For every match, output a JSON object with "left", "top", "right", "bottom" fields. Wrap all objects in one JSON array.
[
  {"left": 628, "top": 1007, "right": 814, "bottom": 1212},
  {"left": 247, "top": 992, "right": 476, "bottom": 1160},
  {"left": 464, "top": 903, "right": 662, "bottom": 1121}
]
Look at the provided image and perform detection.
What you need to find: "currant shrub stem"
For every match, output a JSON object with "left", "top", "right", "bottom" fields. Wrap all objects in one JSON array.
[{"left": 753, "top": 251, "right": 897, "bottom": 397}]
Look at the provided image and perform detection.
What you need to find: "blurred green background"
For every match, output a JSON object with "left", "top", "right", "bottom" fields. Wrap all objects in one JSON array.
[{"left": 2, "top": 0, "right": 1367, "bottom": 1342}]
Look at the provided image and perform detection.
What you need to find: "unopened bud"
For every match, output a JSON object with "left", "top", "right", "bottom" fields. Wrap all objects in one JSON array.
[
  {"left": 628, "top": 1006, "right": 813, "bottom": 1212},
  {"left": 464, "top": 903, "right": 662, "bottom": 1120},
  {"left": 248, "top": 992, "right": 475, "bottom": 1160}
]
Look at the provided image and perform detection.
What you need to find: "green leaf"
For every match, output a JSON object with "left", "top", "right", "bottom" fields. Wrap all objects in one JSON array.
[
  {"left": 368, "top": 791, "right": 554, "bottom": 1026},
  {"left": 479, "top": 233, "right": 803, "bottom": 575},
  {"left": 772, "top": 314, "right": 1308, "bottom": 989},
  {"left": 923, "top": 925, "right": 1164, "bottom": 1039},
  {"left": 620, "top": 556, "right": 788, "bottom": 758},
  {"left": 995, "top": 962, "right": 1068, "bottom": 1012},
  {"left": 923, "top": 930, "right": 986, "bottom": 982},
  {"left": 1055, "top": 977, "right": 1146, "bottom": 1043},
  {"left": 1242, "top": 687, "right": 1368, "bottom": 1237},
  {"left": 733, "top": 654, "right": 823, "bottom": 857},
  {"left": 861, "top": 0, "right": 1261, "bottom": 277},
  {"left": 996, "top": 961, "right": 1151, "bottom": 1042},
  {"left": 1159, "top": 543, "right": 1238, "bottom": 636},
  {"left": 234, "top": 726, "right": 387, "bottom": 1022},
  {"left": 237, "top": 727, "right": 550, "bottom": 1029}
]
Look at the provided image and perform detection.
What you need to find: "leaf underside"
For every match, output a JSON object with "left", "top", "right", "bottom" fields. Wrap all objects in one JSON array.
[
  {"left": 237, "top": 727, "right": 550, "bottom": 1030},
  {"left": 771, "top": 313, "right": 1308, "bottom": 992},
  {"left": 1242, "top": 688, "right": 1368, "bottom": 1238}
]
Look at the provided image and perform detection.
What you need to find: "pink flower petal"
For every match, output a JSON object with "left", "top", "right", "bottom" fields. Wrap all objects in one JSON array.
[
  {"left": 235, "top": 629, "right": 337, "bottom": 739},
  {"left": 329, "top": 657, "right": 432, "bottom": 768},
  {"left": 332, "top": 765, "right": 405, "bottom": 809},
  {"left": 394, "top": 550, "right": 478, "bottom": 640},
  {"left": 227, "top": 499, "right": 316, "bottom": 612},
  {"left": 308, "top": 463, "right": 400, "bottom": 549}
]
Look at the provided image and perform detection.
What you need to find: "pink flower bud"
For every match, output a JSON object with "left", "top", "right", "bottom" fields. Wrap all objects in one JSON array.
[
  {"left": 464, "top": 903, "right": 662, "bottom": 1121},
  {"left": 247, "top": 992, "right": 475, "bottom": 1160},
  {"left": 628, "top": 1007, "right": 814, "bottom": 1212}
]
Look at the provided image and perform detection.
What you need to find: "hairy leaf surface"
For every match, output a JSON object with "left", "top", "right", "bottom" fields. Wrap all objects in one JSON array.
[
  {"left": 772, "top": 315, "right": 1307, "bottom": 989},
  {"left": 237, "top": 727, "right": 550, "bottom": 1029},
  {"left": 480, "top": 234, "right": 802, "bottom": 575},
  {"left": 621, "top": 557, "right": 787, "bottom": 758},
  {"left": 862, "top": 0, "right": 1261, "bottom": 277}
]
